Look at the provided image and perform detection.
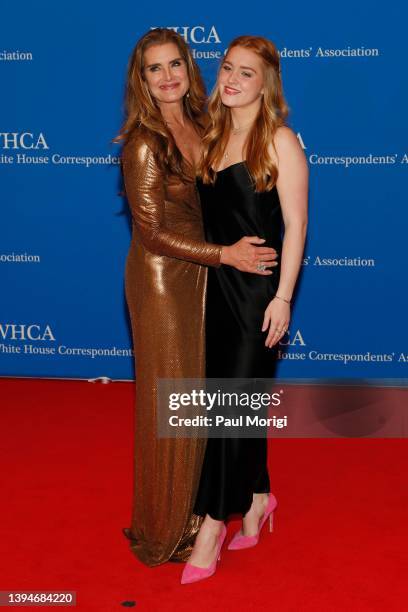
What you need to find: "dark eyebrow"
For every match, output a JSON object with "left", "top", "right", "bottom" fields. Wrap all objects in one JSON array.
[
  {"left": 145, "top": 56, "right": 184, "bottom": 69},
  {"left": 223, "top": 60, "right": 256, "bottom": 73}
]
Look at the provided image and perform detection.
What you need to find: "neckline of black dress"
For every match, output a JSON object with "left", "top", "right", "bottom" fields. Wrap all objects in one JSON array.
[{"left": 214, "top": 161, "right": 246, "bottom": 173}]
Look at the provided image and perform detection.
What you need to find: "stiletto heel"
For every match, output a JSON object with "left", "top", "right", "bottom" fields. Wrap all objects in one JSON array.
[
  {"left": 228, "top": 493, "right": 277, "bottom": 550},
  {"left": 181, "top": 524, "right": 227, "bottom": 584},
  {"left": 269, "top": 510, "right": 274, "bottom": 532}
]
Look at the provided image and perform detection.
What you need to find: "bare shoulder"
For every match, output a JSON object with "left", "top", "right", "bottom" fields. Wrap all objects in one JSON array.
[
  {"left": 273, "top": 126, "right": 303, "bottom": 155},
  {"left": 268, "top": 125, "right": 307, "bottom": 170}
]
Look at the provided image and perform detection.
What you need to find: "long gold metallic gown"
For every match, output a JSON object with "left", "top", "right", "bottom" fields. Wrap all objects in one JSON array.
[{"left": 121, "top": 129, "right": 222, "bottom": 567}]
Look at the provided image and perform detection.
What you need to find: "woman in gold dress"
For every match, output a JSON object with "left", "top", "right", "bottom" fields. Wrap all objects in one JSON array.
[{"left": 115, "top": 28, "right": 278, "bottom": 567}]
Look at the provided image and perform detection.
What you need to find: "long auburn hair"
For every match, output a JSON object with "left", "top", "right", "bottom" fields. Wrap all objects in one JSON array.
[
  {"left": 200, "top": 35, "right": 289, "bottom": 192},
  {"left": 114, "top": 28, "right": 206, "bottom": 182}
]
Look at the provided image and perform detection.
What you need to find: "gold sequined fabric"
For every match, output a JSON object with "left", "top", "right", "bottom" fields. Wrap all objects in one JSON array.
[{"left": 122, "top": 130, "right": 222, "bottom": 567}]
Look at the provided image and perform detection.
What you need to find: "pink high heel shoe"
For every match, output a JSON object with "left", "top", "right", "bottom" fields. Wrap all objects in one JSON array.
[
  {"left": 181, "top": 524, "right": 227, "bottom": 584},
  {"left": 227, "top": 493, "right": 277, "bottom": 550}
]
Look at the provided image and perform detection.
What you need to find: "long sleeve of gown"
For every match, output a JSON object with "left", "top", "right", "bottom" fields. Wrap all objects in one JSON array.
[{"left": 122, "top": 136, "right": 223, "bottom": 267}]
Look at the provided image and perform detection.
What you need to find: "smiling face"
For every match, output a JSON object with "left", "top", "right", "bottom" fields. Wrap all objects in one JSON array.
[
  {"left": 218, "top": 45, "right": 265, "bottom": 109},
  {"left": 142, "top": 42, "right": 190, "bottom": 105}
]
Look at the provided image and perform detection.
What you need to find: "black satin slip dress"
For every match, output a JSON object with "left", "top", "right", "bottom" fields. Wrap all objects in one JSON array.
[{"left": 193, "top": 161, "right": 283, "bottom": 521}]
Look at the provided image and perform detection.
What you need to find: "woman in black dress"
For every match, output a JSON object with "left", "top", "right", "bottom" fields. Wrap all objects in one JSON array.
[{"left": 181, "top": 35, "right": 308, "bottom": 584}]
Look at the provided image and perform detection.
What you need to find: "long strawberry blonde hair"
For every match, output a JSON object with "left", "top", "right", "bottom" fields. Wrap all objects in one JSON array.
[
  {"left": 200, "top": 35, "right": 289, "bottom": 192},
  {"left": 114, "top": 28, "right": 206, "bottom": 182}
]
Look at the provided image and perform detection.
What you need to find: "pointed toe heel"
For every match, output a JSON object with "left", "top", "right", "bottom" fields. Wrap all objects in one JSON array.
[
  {"left": 227, "top": 493, "right": 277, "bottom": 551},
  {"left": 181, "top": 524, "right": 227, "bottom": 584}
]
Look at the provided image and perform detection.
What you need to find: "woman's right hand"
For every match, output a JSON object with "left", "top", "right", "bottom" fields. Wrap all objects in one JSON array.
[{"left": 220, "top": 236, "right": 279, "bottom": 275}]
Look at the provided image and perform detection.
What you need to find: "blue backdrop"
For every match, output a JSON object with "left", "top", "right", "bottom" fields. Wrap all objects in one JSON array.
[{"left": 1, "top": 0, "right": 407, "bottom": 381}]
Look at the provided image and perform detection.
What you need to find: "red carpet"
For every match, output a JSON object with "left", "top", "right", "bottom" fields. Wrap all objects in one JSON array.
[{"left": 0, "top": 378, "right": 407, "bottom": 611}]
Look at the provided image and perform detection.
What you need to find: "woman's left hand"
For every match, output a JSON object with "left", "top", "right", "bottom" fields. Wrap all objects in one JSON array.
[{"left": 262, "top": 298, "right": 290, "bottom": 348}]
